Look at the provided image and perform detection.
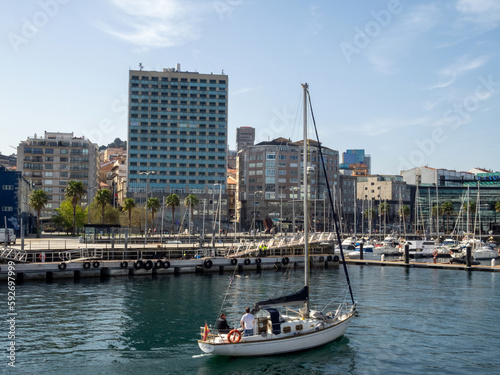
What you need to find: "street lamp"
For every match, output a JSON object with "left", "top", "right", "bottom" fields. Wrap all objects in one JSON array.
[
  {"left": 290, "top": 187, "right": 299, "bottom": 233},
  {"left": 253, "top": 191, "right": 262, "bottom": 240},
  {"left": 140, "top": 170, "right": 156, "bottom": 246},
  {"left": 279, "top": 186, "right": 283, "bottom": 234}
]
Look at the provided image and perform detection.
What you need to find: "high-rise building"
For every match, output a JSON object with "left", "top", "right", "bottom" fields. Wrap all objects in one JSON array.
[
  {"left": 126, "top": 65, "right": 229, "bottom": 228},
  {"left": 236, "top": 126, "right": 255, "bottom": 152},
  {"left": 341, "top": 149, "right": 371, "bottom": 175},
  {"left": 16, "top": 132, "right": 100, "bottom": 218},
  {"left": 236, "top": 137, "right": 346, "bottom": 232}
]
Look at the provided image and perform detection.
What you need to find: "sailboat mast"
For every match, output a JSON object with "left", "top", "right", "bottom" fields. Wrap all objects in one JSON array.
[{"left": 302, "top": 83, "right": 310, "bottom": 315}]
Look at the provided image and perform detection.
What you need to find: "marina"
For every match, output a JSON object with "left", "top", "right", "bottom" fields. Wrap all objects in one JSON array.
[{"left": 3, "top": 266, "right": 500, "bottom": 374}]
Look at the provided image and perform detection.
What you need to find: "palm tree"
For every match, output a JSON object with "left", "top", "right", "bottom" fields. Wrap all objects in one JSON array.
[
  {"left": 184, "top": 194, "right": 199, "bottom": 233},
  {"left": 378, "top": 202, "right": 390, "bottom": 233},
  {"left": 65, "top": 180, "right": 86, "bottom": 236},
  {"left": 122, "top": 198, "right": 136, "bottom": 229},
  {"left": 431, "top": 204, "right": 442, "bottom": 234},
  {"left": 364, "top": 208, "right": 377, "bottom": 234},
  {"left": 441, "top": 201, "right": 454, "bottom": 234},
  {"left": 95, "top": 189, "right": 112, "bottom": 224},
  {"left": 147, "top": 197, "right": 161, "bottom": 232},
  {"left": 463, "top": 200, "right": 476, "bottom": 233},
  {"left": 29, "top": 189, "right": 48, "bottom": 238},
  {"left": 165, "top": 193, "right": 180, "bottom": 234},
  {"left": 398, "top": 205, "right": 410, "bottom": 234}
]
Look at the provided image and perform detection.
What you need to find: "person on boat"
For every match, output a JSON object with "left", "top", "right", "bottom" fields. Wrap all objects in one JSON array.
[
  {"left": 240, "top": 307, "right": 255, "bottom": 336},
  {"left": 216, "top": 313, "right": 231, "bottom": 334}
]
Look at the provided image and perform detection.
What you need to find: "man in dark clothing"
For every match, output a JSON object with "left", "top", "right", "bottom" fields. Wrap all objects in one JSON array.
[{"left": 216, "top": 313, "right": 231, "bottom": 333}]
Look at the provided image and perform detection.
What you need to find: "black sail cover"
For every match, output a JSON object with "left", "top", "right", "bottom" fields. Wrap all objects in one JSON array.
[{"left": 254, "top": 286, "right": 309, "bottom": 311}]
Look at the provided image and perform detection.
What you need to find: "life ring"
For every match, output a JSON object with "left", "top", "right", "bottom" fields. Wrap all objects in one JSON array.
[
  {"left": 39, "top": 253, "right": 46, "bottom": 262},
  {"left": 156, "top": 260, "right": 164, "bottom": 269},
  {"left": 327, "top": 255, "right": 333, "bottom": 262},
  {"left": 58, "top": 262, "right": 67, "bottom": 270},
  {"left": 134, "top": 260, "right": 144, "bottom": 269},
  {"left": 255, "top": 258, "right": 262, "bottom": 264},
  {"left": 93, "top": 261, "right": 100, "bottom": 268},
  {"left": 204, "top": 259, "right": 213, "bottom": 269},
  {"left": 83, "top": 262, "right": 91, "bottom": 269},
  {"left": 227, "top": 329, "right": 242, "bottom": 343},
  {"left": 231, "top": 258, "right": 238, "bottom": 265},
  {"left": 433, "top": 251, "right": 438, "bottom": 257},
  {"left": 333, "top": 255, "right": 340, "bottom": 262},
  {"left": 319, "top": 256, "right": 325, "bottom": 262},
  {"left": 163, "top": 260, "right": 170, "bottom": 269},
  {"left": 244, "top": 258, "right": 251, "bottom": 265},
  {"left": 282, "top": 257, "right": 290, "bottom": 265},
  {"left": 144, "top": 260, "right": 153, "bottom": 270},
  {"left": 120, "top": 261, "right": 128, "bottom": 268}
]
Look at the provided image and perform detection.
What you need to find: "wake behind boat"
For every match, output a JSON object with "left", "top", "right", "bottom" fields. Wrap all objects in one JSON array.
[{"left": 197, "top": 83, "right": 357, "bottom": 357}]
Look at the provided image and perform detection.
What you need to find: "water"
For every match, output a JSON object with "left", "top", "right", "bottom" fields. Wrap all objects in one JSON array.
[{"left": 2, "top": 266, "right": 500, "bottom": 374}]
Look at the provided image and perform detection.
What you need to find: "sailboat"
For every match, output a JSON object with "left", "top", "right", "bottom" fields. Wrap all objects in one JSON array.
[{"left": 197, "top": 83, "right": 357, "bottom": 357}]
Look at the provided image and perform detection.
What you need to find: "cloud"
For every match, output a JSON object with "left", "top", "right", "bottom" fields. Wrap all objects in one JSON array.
[
  {"left": 100, "top": 0, "right": 207, "bottom": 48},
  {"left": 429, "top": 55, "right": 489, "bottom": 89},
  {"left": 456, "top": 0, "right": 500, "bottom": 29},
  {"left": 366, "top": 4, "right": 440, "bottom": 74},
  {"left": 231, "top": 86, "right": 261, "bottom": 96}
]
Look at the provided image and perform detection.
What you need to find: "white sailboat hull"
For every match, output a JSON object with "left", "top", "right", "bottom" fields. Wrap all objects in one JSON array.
[
  {"left": 473, "top": 247, "right": 499, "bottom": 260},
  {"left": 198, "top": 313, "right": 355, "bottom": 357}
]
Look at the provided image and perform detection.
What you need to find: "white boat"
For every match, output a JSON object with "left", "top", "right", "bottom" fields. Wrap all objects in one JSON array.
[
  {"left": 373, "top": 236, "right": 400, "bottom": 255},
  {"left": 434, "top": 238, "right": 458, "bottom": 256},
  {"left": 473, "top": 244, "right": 499, "bottom": 260},
  {"left": 198, "top": 83, "right": 357, "bottom": 357},
  {"left": 401, "top": 236, "right": 435, "bottom": 258}
]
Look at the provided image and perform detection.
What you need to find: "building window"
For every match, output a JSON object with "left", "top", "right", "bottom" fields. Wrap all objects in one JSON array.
[
  {"left": 2, "top": 206, "right": 13, "bottom": 212},
  {"left": 2, "top": 185, "right": 14, "bottom": 190}
]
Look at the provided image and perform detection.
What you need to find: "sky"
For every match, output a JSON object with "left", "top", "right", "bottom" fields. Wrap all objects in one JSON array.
[{"left": 1, "top": 0, "right": 499, "bottom": 175}]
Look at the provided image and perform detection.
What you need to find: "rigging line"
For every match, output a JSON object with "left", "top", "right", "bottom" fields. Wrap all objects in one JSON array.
[{"left": 306, "top": 90, "right": 355, "bottom": 305}]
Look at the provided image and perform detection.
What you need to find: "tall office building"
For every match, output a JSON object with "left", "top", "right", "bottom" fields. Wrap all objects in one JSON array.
[
  {"left": 17, "top": 132, "right": 100, "bottom": 217},
  {"left": 236, "top": 126, "right": 255, "bottom": 152},
  {"left": 126, "top": 65, "right": 229, "bottom": 227}
]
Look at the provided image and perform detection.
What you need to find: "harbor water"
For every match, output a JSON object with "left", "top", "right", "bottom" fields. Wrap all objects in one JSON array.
[{"left": 2, "top": 265, "right": 500, "bottom": 374}]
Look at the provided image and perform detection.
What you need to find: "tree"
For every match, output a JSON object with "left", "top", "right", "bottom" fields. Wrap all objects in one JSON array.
[
  {"left": 441, "top": 201, "right": 454, "bottom": 234},
  {"left": 378, "top": 202, "right": 390, "bottom": 232},
  {"left": 52, "top": 200, "right": 86, "bottom": 234},
  {"left": 94, "top": 189, "right": 112, "bottom": 224},
  {"left": 398, "top": 205, "right": 410, "bottom": 233},
  {"left": 432, "top": 204, "right": 442, "bottom": 234},
  {"left": 122, "top": 198, "right": 136, "bottom": 229},
  {"left": 496, "top": 201, "right": 500, "bottom": 213},
  {"left": 364, "top": 208, "right": 377, "bottom": 233},
  {"left": 65, "top": 180, "right": 86, "bottom": 236},
  {"left": 184, "top": 194, "right": 199, "bottom": 233},
  {"left": 29, "top": 189, "right": 48, "bottom": 238},
  {"left": 147, "top": 197, "right": 161, "bottom": 231},
  {"left": 165, "top": 194, "right": 180, "bottom": 234}
]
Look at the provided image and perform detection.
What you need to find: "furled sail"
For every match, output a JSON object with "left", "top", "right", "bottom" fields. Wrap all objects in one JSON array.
[{"left": 254, "top": 286, "right": 309, "bottom": 310}]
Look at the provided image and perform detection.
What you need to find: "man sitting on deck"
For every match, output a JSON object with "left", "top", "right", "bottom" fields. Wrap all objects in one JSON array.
[{"left": 216, "top": 313, "right": 231, "bottom": 334}]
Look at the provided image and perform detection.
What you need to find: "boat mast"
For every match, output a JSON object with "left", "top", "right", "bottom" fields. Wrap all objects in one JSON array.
[{"left": 302, "top": 82, "right": 310, "bottom": 316}]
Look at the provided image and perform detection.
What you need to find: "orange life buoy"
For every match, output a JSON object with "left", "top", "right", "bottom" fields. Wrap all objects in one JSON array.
[
  {"left": 227, "top": 329, "right": 242, "bottom": 343},
  {"left": 39, "top": 252, "right": 46, "bottom": 261},
  {"left": 433, "top": 250, "right": 438, "bottom": 257}
]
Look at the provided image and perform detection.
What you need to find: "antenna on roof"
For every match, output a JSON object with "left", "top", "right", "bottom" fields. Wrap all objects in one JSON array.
[{"left": 139, "top": 63, "right": 143, "bottom": 71}]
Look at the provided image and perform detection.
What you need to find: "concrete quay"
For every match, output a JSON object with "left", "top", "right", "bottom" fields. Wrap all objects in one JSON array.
[{"left": 0, "top": 254, "right": 340, "bottom": 282}]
